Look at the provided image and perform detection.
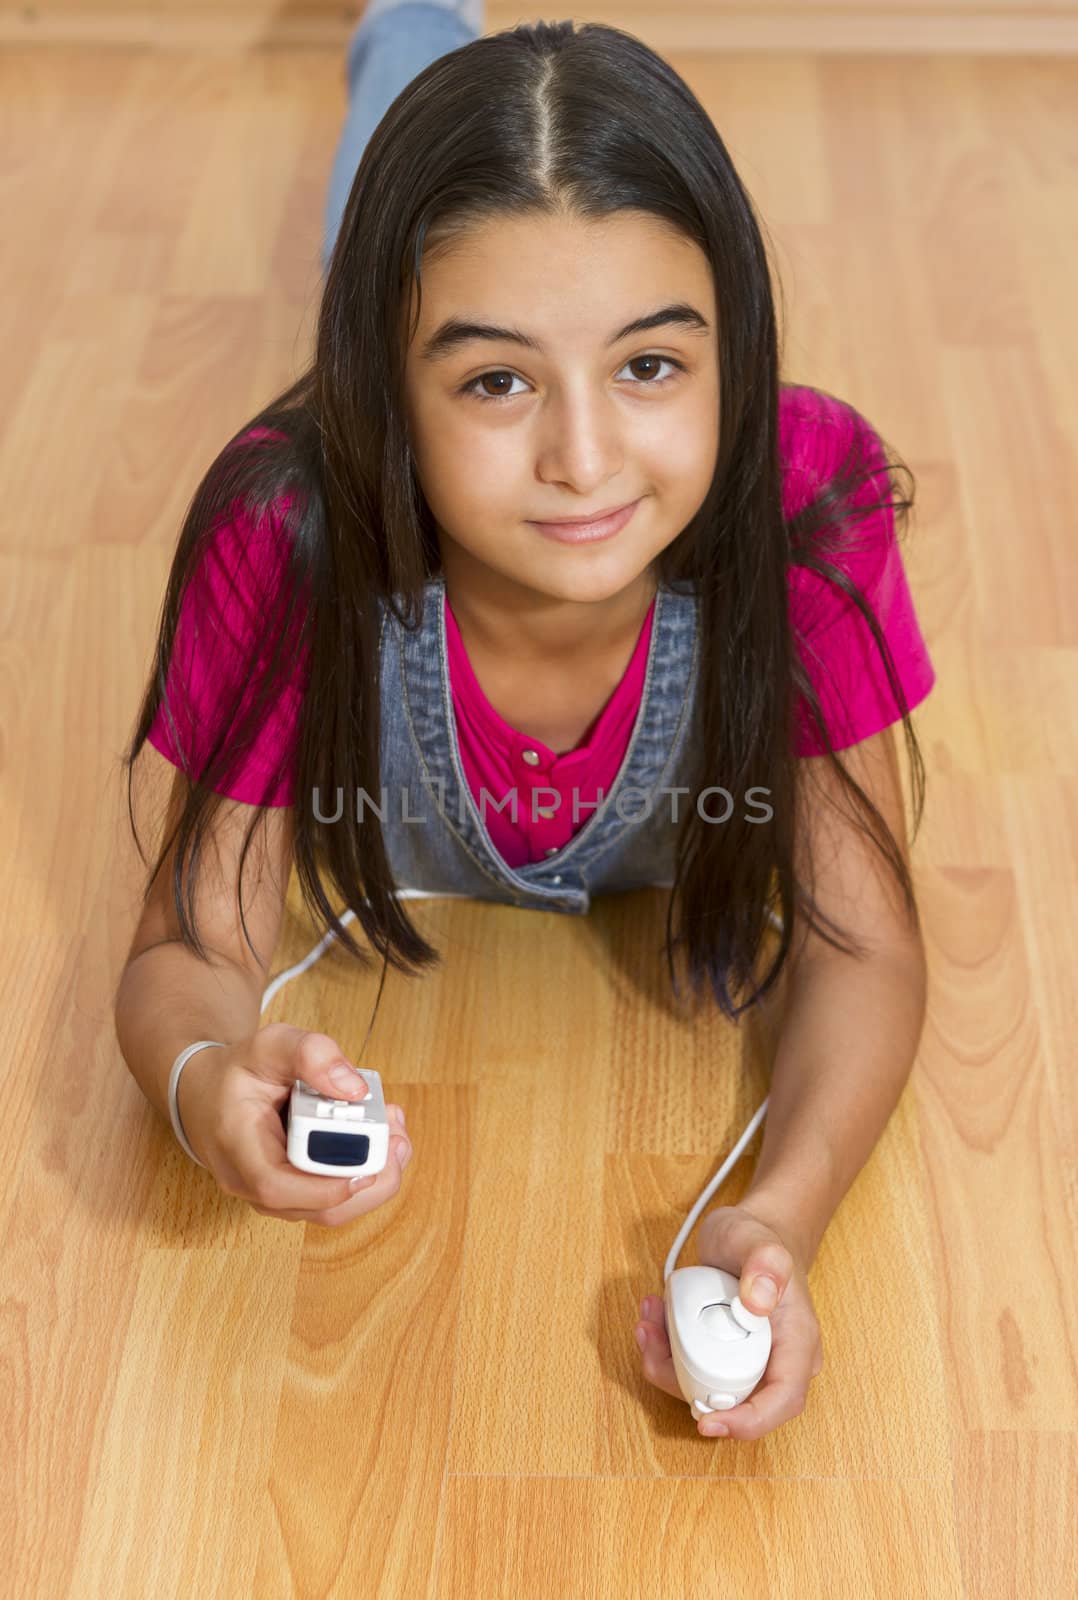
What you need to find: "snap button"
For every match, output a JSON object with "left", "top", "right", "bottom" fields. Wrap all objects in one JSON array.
[
  {"left": 536, "top": 806, "right": 556, "bottom": 819},
  {"left": 521, "top": 749, "right": 541, "bottom": 766},
  {"left": 543, "top": 847, "right": 559, "bottom": 858},
  {"left": 551, "top": 875, "right": 562, "bottom": 885}
]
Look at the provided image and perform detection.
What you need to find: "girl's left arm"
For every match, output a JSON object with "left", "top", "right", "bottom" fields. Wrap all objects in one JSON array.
[
  {"left": 739, "top": 722, "right": 929, "bottom": 1272},
  {"left": 634, "top": 724, "right": 928, "bottom": 1435}
]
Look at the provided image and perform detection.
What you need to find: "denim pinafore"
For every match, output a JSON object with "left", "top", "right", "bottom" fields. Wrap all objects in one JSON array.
[{"left": 372, "top": 575, "right": 701, "bottom": 914}]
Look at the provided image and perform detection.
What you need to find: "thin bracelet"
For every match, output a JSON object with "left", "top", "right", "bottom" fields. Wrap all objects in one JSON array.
[{"left": 168, "top": 1041, "right": 226, "bottom": 1169}]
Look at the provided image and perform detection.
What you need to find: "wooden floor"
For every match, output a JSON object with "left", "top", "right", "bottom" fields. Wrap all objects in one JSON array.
[{"left": 1, "top": 34, "right": 1075, "bottom": 1600}]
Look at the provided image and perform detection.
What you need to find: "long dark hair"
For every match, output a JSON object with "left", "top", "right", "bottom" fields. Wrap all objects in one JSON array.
[{"left": 122, "top": 18, "right": 927, "bottom": 1023}]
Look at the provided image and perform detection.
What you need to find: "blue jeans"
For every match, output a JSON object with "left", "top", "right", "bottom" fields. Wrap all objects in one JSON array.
[{"left": 322, "top": 0, "right": 483, "bottom": 272}]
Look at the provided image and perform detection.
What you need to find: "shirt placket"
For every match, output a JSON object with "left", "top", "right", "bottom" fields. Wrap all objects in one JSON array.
[{"left": 511, "top": 737, "right": 592, "bottom": 862}]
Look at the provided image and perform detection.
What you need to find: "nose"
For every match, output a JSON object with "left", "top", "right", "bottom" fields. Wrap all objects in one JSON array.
[{"left": 534, "top": 385, "right": 625, "bottom": 494}]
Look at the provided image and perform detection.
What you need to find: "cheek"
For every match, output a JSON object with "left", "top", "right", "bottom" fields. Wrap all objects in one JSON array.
[
  {"left": 417, "top": 414, "right": 524, "bottom": 514},
  {"left": 643, "top": 413, "right": 718, "bottom": 499},
  {"left": 407, "top": 385, "right": 525, "bottom": 538}
]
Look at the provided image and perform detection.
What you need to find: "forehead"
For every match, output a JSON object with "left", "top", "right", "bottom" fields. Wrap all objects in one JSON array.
[{"left": 405, "top": 209, "right": 716, "bottom": 346}]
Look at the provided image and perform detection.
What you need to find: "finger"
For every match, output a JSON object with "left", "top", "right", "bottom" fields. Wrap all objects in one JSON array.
[
  {"left": 700, "top": 1208, "right": 794, "bottom": 1316},
  {"left": 738, "top": 1245, "right": 794, "bottom": 1316},
  {"left": 310, "top": 1136, "right": 414, "bottom": 1226},
  {"left": 319, "top": 1138, "right": 414, "bottom": 1222},
  {"left": 698, "top": 1318, "right": 818, "bottom": 1439},
  {"left": 697, "top": 1373, "right": 806, "bottom": 1440},
  {"left": 249, "top": 1025, "right": 369, "bottom": 1105},
  {"left": 258, "top": 1101, "right": 410, "bottom": 1217},
  {"left": 241, "top": 1102, "right": 403, "bottom": 1218},
  {"left": 292, "top": 1030, "right": 372, "bottom": 1103},
  {"left": 250, "top": 1135, "right": 413, "bottom": 1223},
  {"left": 634, "top": 1319, "right": 685, "bottom": 1402}
]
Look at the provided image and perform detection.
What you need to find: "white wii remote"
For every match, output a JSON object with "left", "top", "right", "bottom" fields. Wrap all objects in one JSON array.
[
  {"left": 665, "top": 1265, "right": 772, "bottom": 1417},
  {"left": 286, "top": 1069, "right": 390, "bottom": 1178}
]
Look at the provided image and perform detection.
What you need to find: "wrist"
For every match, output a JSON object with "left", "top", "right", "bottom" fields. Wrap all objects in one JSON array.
[{"left": 174, "top": 1041, "right": 229, "bottom": 1166}]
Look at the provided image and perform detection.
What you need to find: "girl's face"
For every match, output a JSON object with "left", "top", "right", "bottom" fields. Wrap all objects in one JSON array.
[{"left": 401, "top": 209, "right": 720, "bottom": 611}]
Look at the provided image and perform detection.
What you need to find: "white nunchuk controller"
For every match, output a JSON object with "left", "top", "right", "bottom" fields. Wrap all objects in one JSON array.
[
  {"left": 665, "top": 1265, "right": 773, "bottom": 1417},
  {"left": 286, "top": 1069, "right": 389, "bottom": 1177}
]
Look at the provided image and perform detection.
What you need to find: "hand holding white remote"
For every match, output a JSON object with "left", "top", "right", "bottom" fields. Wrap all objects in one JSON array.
[
  {"left": 664, "top": 1265, "right": 772, "bottom": 1418},
  {"left": 287, "top": 1068, "right": 390, "bottom": 1177}
]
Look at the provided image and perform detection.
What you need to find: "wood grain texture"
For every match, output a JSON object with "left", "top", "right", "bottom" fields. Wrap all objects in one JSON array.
[
  {"left": 0, "top": 31, "right": 1074, "bottom": 1600},
  {"left": 5, "top": 2, "right": 1078, "bottom": 53}
]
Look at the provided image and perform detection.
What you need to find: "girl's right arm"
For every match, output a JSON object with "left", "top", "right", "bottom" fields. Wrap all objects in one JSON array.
[{"left": 114, "top": 766, "right": 412, "bottom": 1224}]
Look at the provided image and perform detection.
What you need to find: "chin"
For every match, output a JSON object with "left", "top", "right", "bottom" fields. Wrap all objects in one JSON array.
[{"left": 535, "top": 565, "right": 642, "bottom": 604}]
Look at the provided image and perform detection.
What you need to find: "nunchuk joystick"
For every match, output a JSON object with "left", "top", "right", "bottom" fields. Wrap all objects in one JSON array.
[{"left": 665, "top": 1265, "right": 772, "bottom": 1418}]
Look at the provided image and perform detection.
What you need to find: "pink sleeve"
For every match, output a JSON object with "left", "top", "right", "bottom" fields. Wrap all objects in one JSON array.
[
  {"left": 781, "top": 391, "right": 936, "bottom": 757},
  {"left": 146, "top": 492, "right": 308, "bottom": 806}
]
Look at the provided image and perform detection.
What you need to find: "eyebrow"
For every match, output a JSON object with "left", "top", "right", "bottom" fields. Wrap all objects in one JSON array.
[{"left": 419, "top": 302, "right": 711, "bottom": 363}]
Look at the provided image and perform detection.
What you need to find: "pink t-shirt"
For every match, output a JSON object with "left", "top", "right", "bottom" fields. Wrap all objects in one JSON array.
[
  {"left": 445, "top": 591, "right": 655, "bottom": 869},
  {"left": 147, "top": 388, "right": 936, "bottom": 849},
  {"left": 147, "top": 484, "right": 305, "bottom": 807}
]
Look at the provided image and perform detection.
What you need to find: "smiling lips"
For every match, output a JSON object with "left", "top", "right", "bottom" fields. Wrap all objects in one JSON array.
[{"left": 529, "top": 498, "right": 642, "bottom": 543}]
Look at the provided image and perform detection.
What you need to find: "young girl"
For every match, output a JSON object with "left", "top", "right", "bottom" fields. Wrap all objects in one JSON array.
[{"left": 114, "top": 10, "right": 935, "bottom": 1443}]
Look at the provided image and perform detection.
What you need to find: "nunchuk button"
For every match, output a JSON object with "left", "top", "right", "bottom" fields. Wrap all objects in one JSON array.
[
  {"left": 731, "top": 1295, "right": 770, "bottom": 1334},
  {"left": 706, "top": 1393, "right": 738, "bottom": 1410}
]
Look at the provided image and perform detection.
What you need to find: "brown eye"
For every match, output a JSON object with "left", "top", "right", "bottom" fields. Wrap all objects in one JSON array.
[
  {"left": 458, "top": 354, "right": 686, "bottom": 405},
  {"left": 624, "top": 355, "right": 684, "bottom": 385},
  {"left": 478, "top": 373, "right": 516, "bottom": 398},
  {"left": 459, "top": 370, "right": 525, "bottom": 403}
]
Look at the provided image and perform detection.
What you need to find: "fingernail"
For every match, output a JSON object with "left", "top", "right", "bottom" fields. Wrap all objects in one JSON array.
[
  {"left": 330, "top": 1065, "right": 364, "bottom": 1095},
  {"left": 635, "top": 1327, "right": 647, "bottom": 1352},
  {"left": 746, "top": 1275, "right": 779, "bottom": 1310},
  {"left": 701, "top": 1420, "right": 729, "bottom": 1437}
]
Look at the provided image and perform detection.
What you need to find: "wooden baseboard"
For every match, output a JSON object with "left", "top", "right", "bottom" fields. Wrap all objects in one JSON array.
[{"left": 1, "top": 4, "right": 1076, "bottom": 54}]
